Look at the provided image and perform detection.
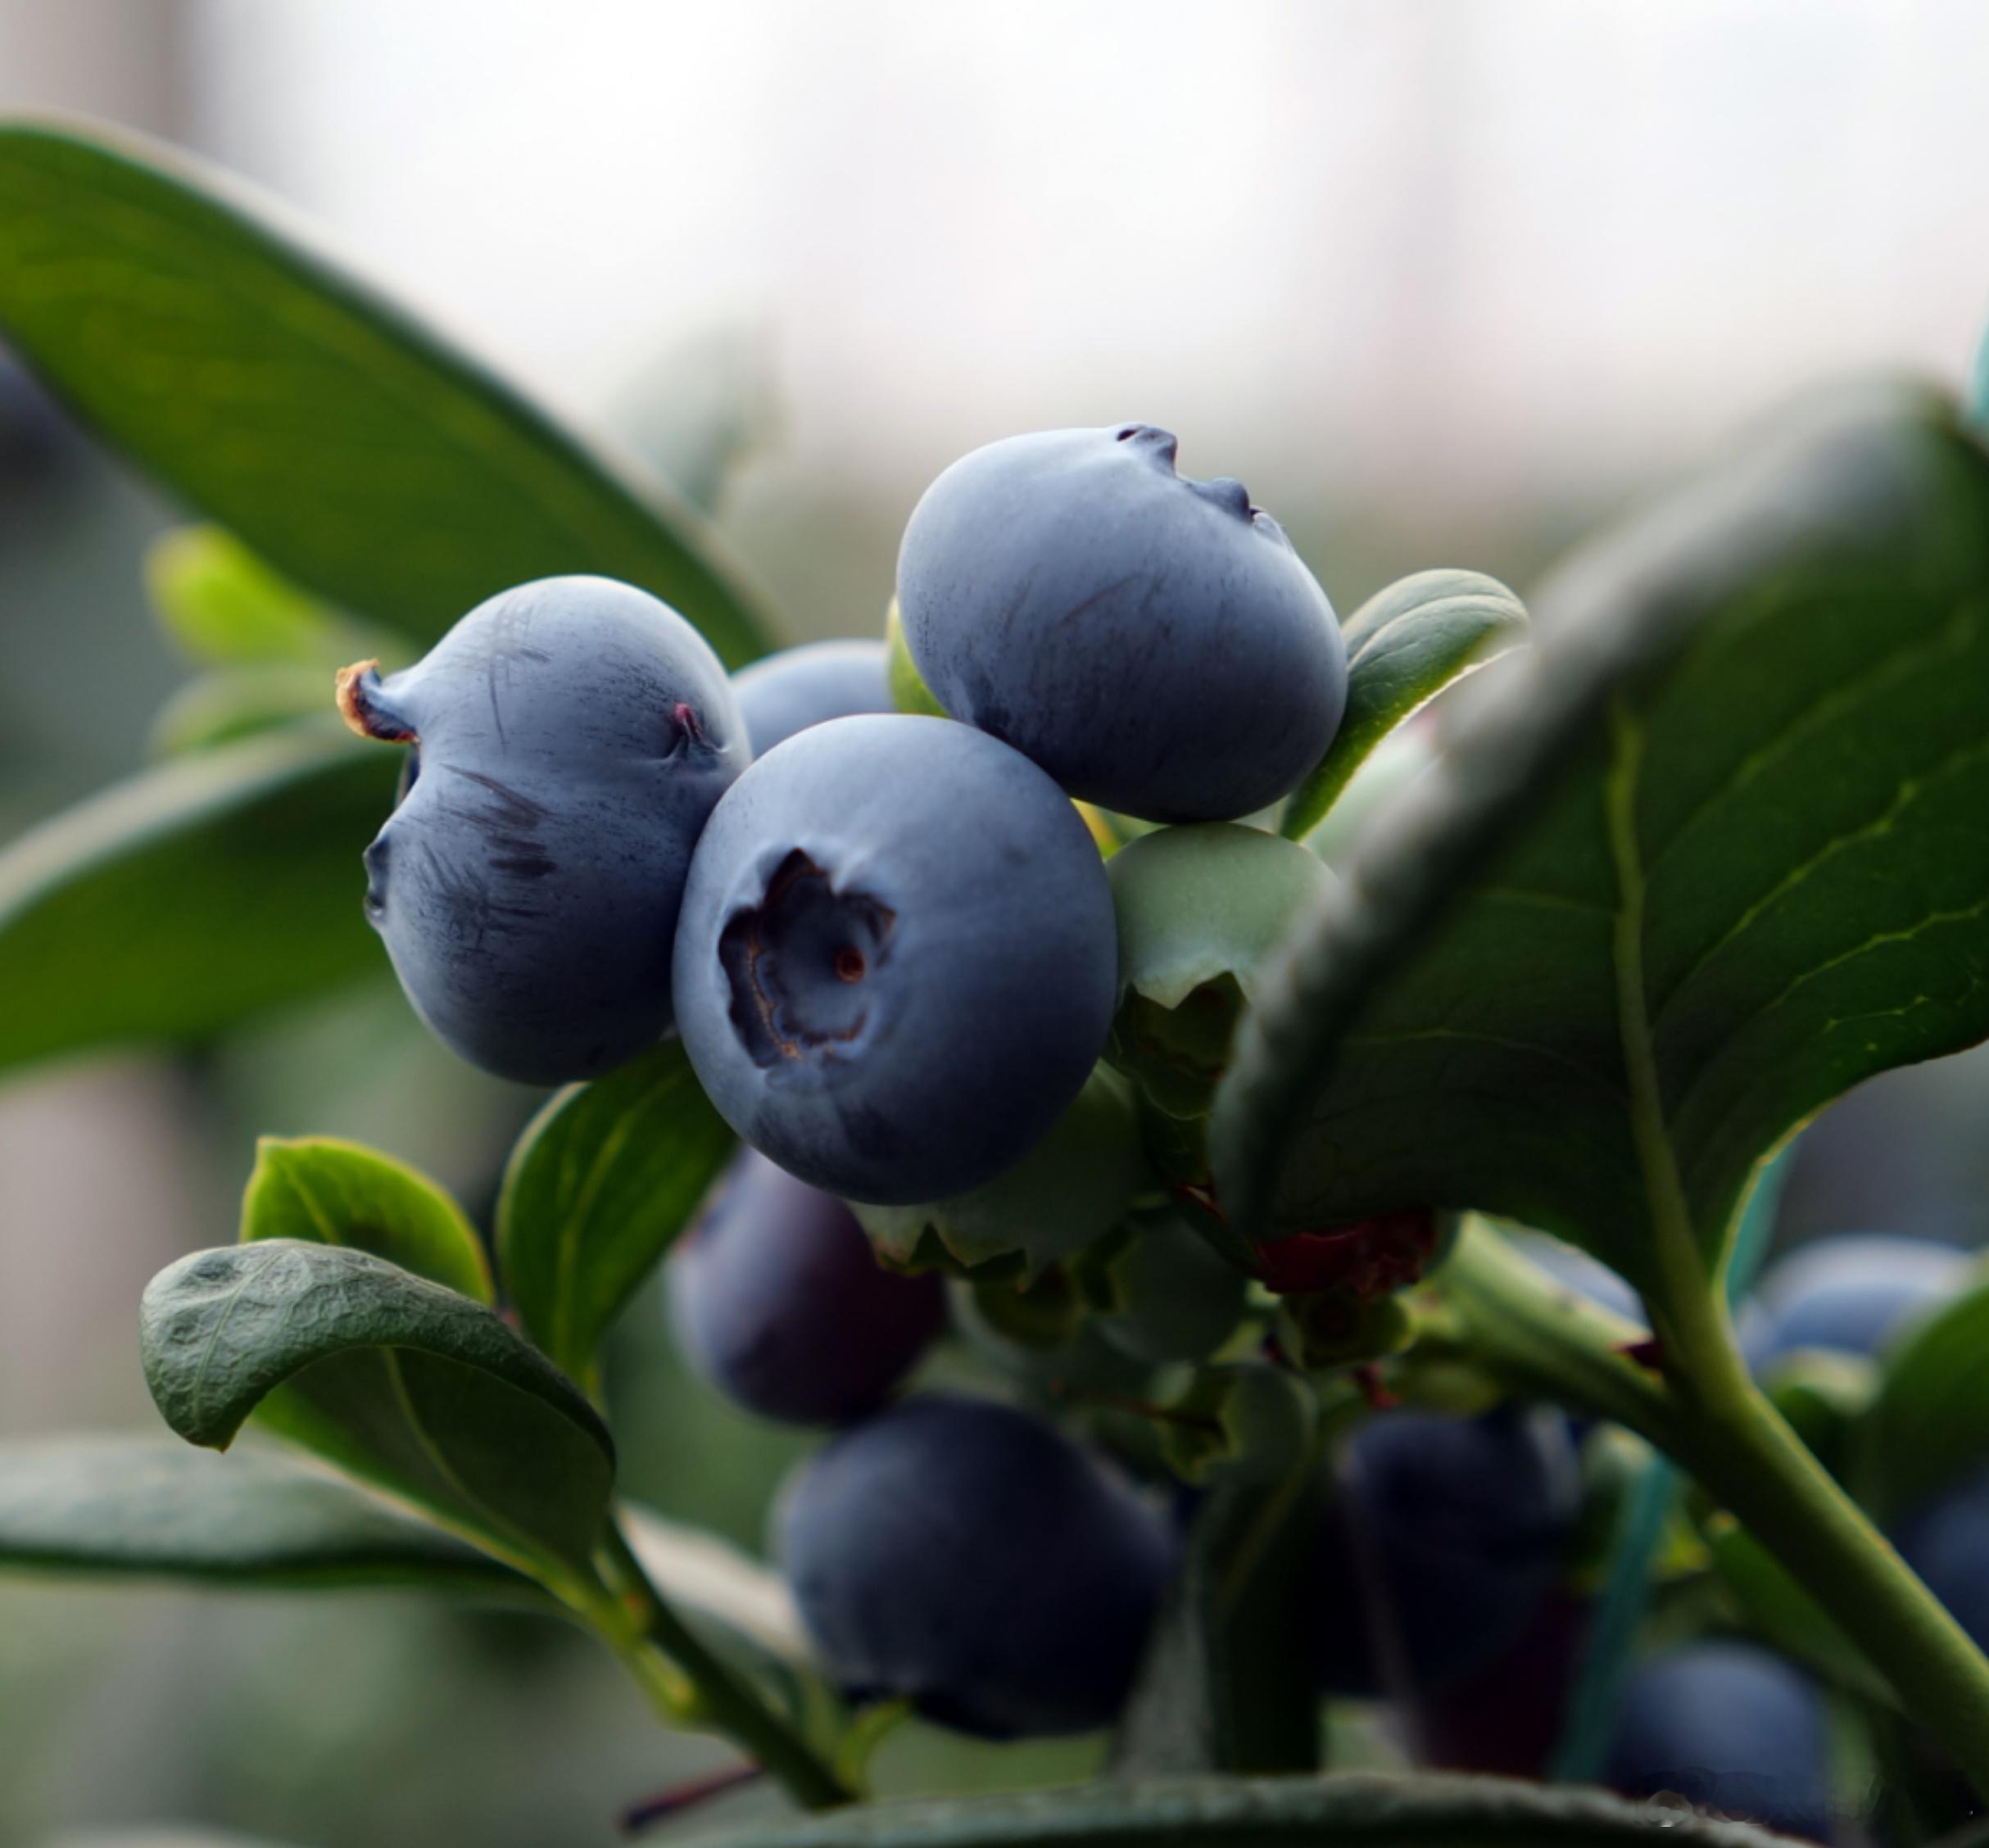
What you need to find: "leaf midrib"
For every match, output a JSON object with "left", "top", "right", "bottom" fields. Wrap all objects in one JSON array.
[{"left": 1602, "top": 699, "right": 1708, "bottom": 1312}]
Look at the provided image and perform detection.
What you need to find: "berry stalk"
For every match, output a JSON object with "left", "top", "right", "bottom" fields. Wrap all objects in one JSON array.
[{"left": 569, "top": 1521, "right": 854, "bottom": 1813}]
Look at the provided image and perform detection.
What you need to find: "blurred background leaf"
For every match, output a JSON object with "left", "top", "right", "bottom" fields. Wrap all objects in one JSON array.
[
  {"left": 0, "top": 726, "right": 394, "bottom": 1079},
  {"left": 0, "top": 1436, "right": 539, "bottom": 1598},
  {"left": 0, "top": 121, "right": 777, "bottom": 666}
]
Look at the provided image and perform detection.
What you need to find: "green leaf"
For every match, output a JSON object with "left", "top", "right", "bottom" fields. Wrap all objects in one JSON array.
[
  {"left": 0, "top": 725, "right": 395, "bottom": 1076},
  {"left": 1853, "top": 1258, "right": 1989, "bottom": 1521},
  {"left": 1112, "top": 1479, "right": 1323, "bottom": 1776},
  {"left": 242, "top": 1135, "right": 494, "bottom": 1303},
  {"left": 148, "top": 664, "right": 342, "bottom": 756},
  {"left": 1284, "top": 570, "right": 1529, "bottom": 841},
  {"left": 43, "top": 1832, "right": 306, "bottom": 1848},
  {"left": 147, "top": 524, "right": 348, "bottom": 666},
  {"left": 0, "top": 1434, "right": 535, "bottom": 1597},
  {"left": 140, "top": 1239, "right": 614, "bottom": 1580},
  {"left": 710, "top": 1773, "right": 1793, "bottom": 1848},
  {"left": 1214, "top": 387, "right": 1989, "bottom": 1303},
  {"left": 496, "top": 1038, "right": 734, "bottom": 1385},
  {"left": 886, "top": 597, "right": 949, "bottom": 718},
  {"left": 0, "top": 120, "right": 774, "bottom": 665}
]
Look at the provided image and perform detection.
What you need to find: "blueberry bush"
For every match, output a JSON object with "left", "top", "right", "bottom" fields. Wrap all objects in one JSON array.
[{"left": 7, "top": 118, "right": 1989, "bottom": 1846}]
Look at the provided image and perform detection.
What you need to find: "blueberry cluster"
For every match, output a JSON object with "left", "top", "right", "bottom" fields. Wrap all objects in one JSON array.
[
  {"left": 338, "top": 424, "right": 1355, "bottom": 1738},
  {"left": 335, "top": 424, "right": 1978, "bottom": 1807}
]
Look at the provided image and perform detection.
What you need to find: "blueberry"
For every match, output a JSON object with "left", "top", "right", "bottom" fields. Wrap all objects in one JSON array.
[
  {"left": 1316, "top": 1407, "right": 1577, "bottom": 1696},
  {"left": 732, "top": 638, "right": 890, "bottom": 756},
  {"left": 667, "top": 1148, "right": 945, "bottom": 1426},
  {"left": 338, "top": 576, "right": 745, "bottom": 1084},
  {"left": 1751, "top": 1232, "right": 1969, "bottom": 1368},
  {"left": 896, "top": 426, "right": 1347, "bottom": 822},
  {"left": 1894, "top": 1460, "right": 1989, "bottom": 1654},
  {"left": 0, "top": 347, "right": 72, "bottom": 492},
  {"left": 775, "top": 1393, "right": 1174, "bottom": 1737},
  {"left": 1602, "top": 1642, "right": 1833, "bottom": 1841},
  {"left": 671, "top": 714, "right": 1117, "bottom": 1203}
]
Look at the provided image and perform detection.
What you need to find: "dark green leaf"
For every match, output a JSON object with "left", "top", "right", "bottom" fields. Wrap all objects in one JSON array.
[
  {"left": 0, "top": 120, "right": 774, "bottom": 664},
  {"left": 44, "top": 1833, "right": 306, "bottom": 1848},
  {"left": 1111, "top": 1479, "right": 1322, "bottom": 1775},
  {"left": 1214, "top": 387, "right": 1989, "bottom": 1309},
  {"left": 0, "top": 1434, "right": 535, "bottom": 1597},
  {"left": 712, "top": 1773, "right": 1791, "bottom": 1848},
  {"left": 1853, "top": 1258, "right": 1989, "bottom": 1521},
  {"left": 1284, "top": 570, "right": 1529, "bottom": 840},
  {"left": 141, "top": 1239, "right": 614, "bottom": 1579},
  {"left": 497, "top": 1038, "right": 734, "bottom": 1385},
  {"left": 0, "top": 724, "right": 394, "bottom": 1076},
  {"left": 242, "top": 1135, "right": 493, "bottom": 1302}
]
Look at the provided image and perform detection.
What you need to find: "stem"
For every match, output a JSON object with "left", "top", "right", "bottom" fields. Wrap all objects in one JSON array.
[
  {"left": 566, "top": 1522, "right": 853, "bottom": 1812},
  {"left": 1439, "top": 1220, "right": 1989, "bottom": 1799},
  {"left": 1665, "top": 1368, "right": 1989, "bottom": 1798}
]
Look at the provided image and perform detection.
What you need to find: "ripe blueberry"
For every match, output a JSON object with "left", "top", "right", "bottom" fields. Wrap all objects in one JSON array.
[
  {"left": 671, "top": 715, "right": 1117, "bottom": 1203},
  {"left": 1751, "top": 1231, "right": 1969, "bottom": 1369},
  {"left": 1894, "top": 1460, "right": 1989, "bottom": 1656},
  {"left": 667, "top": 1148, "right": 945, "bottom": 1426},
  {"left": 1316, "top": 1407, "right": 1577, "bottom": 1696},
  {"left": 775, "top": 1393, "right": 1174, "bottom": 1737},
  {"left": 1603, "top": 1642, "right": 1832, "bottom": 1840},
  {"left": 896, "top": 425, "right": 1346, "bottom": 822},
  {"left": 338, "top": 576, "right": 745, "bottom": 1084},
  {"left": 732, "top": 638, "right": 890, "bottom": 757},
  {"left": 0, "top": 350, "right": 71, "bottom": 491}
]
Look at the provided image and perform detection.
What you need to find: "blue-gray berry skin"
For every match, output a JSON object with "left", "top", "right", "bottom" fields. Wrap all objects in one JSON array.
[
  {"left": 896, "top": 424, "right": 1347, "bottom": 823},
  {"left": 1751, "top": 1231, "right": 1969, "bottom": 1369},
  {"left": 776, "top": 1394, "right": 1174, "bottom": 1737},
  {"left": 671, "top": 714, "right": 1117, "bottom": 1203},
  {"left": 1895, "top": 1461, "right": 1989, "bottom": 1654},
  {"left": 1603, "top": 1642, "right": 1832, "bottom": 1840},
  {"left": 733, "top": 639, "right": 890, "bottom": 756},
  {"left": 339, "top": 575, "right": 745, "bottom": 1085},
  {"left": 1316, "top": 1409, "right": 1577, "bottom": 1696},
  {"left": 668, "top": 1148, "right": 944, "bottom": 1426}
]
